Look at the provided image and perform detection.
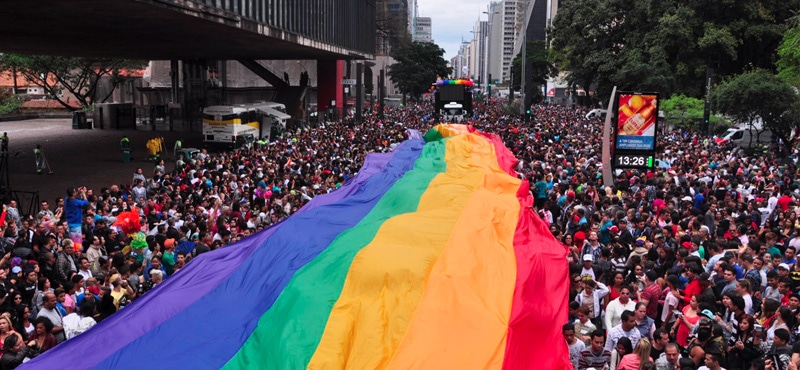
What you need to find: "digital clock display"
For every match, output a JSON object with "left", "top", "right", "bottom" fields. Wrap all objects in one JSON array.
[{"left": 614, "top": 154, "right": 654, "bottom": 168}]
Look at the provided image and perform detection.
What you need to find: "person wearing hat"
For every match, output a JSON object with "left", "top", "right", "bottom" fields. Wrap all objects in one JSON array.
[
  {"left": 580, "top": 254, "right": 597, "bottom": 281},
  {"left": 630, "top": 237, "right": 649, "bottom": 261}
]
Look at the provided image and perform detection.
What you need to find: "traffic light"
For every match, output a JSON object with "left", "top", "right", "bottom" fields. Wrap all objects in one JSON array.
[{"left": 525, "top": 108, "right": 531, "bottom": 122}]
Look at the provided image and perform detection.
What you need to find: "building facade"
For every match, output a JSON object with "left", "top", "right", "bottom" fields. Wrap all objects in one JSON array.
[
  {"left": 452, "top": 41, "right": 471, "bottom": 79},
  {"left": 485, "top": 0, "right": 521, "bottom": 82},
  {"left": 414, "top": 16, "right": 432, "bottom": 43},
  {"left": 469, "top": 20, "right": 489, "bottom": 87}
]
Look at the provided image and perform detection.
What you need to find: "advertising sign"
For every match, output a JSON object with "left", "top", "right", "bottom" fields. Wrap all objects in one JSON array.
[{"left": 615, "top": 93, "right": 658, "bottom": 151}]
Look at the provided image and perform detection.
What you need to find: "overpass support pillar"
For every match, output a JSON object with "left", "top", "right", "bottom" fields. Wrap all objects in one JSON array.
[{"left": 317, "top": 60, "right": 343, "bottom": 121}]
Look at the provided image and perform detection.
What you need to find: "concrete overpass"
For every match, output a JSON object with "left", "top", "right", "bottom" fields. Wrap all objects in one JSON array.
[
  {"left": 0, "top": 0, "right": 379, "bottom": 129},
  {"left": 0, "top": 0, "right": 375, "bottom": 60}
]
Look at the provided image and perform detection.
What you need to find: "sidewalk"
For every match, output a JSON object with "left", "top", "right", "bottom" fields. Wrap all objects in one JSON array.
[{"left": 1, "top": 118, "right": 202, "bottom": 209}]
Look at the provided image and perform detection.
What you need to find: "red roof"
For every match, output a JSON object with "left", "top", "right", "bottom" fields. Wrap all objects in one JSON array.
[
  {"left": 22, "top": 99, "right": 82, "bottom": 109},
  {"left": 0, "top": 71, "right": 42, "bottom": 88}
]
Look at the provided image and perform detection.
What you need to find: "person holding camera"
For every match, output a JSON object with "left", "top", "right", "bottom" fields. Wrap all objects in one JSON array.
[{"left": 728, "top": 315, "right": 764, "bottom": 370}]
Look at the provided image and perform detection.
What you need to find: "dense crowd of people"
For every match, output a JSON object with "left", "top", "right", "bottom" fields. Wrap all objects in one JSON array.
[{"left": 0, "top": 99, "right": 797, "bottom": 369}]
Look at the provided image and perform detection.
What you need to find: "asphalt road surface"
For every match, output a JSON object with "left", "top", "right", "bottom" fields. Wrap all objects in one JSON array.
[{"left": 1, "top": 119, "right": 203, "bottom": 214}]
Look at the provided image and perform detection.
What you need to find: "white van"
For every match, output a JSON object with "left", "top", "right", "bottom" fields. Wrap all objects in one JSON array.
[
  {"left": 715, "top": 127, "right": 772, "bottom": 148},
  {"left": 585, "top": 109, "right": 607, "bottom": 120}
]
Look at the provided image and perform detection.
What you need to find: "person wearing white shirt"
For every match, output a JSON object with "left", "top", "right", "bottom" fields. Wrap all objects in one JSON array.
[
  {"left": 575, "top": 280, "right": 609, "bottom": 328},
  {"left": 736, "top": 279, "right": 755, "bottom": 315},
  {"left": 605, "top": 285, "right": 638, "bottom": 331}
]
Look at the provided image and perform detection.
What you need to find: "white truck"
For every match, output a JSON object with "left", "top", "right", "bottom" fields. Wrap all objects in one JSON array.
[{"left": 442, "top": 102, "right": 465, "bottom": 122}]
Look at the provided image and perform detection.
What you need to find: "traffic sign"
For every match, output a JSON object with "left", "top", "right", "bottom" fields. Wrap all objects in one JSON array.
[{"left": 341, "top": 79, "right": 356, "bottom": 85}]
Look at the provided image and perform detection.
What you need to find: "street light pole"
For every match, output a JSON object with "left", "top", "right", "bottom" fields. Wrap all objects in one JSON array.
[{"left": 520, "top": 31, "right": 526, "bottom": 116}]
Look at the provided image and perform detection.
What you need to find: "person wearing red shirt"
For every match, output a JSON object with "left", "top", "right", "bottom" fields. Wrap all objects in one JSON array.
[
  {"left": 638, "top": 270, "right": 662, "bottom": 321},
  {"left": 777, "top": 190, "right": 793, "bottom": 212},
  {"left": 681, "top": 266, "right": 707, "bottom": 306}
]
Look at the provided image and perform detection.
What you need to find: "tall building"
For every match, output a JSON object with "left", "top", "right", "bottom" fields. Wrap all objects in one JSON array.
[
  {"left": 414, "top": 17, "right": 432, "bottom": 43},
  {"left": 453, "top": 41, "right": 472, "bottom": 79},
  {"left": 493, "top": 0, "right": 520, "bottom": 82},
  {"left": 408, "top": 0, "right": 418, "bottom": 40},
  {"left": 513, "top": 0, "right": 551, "bottom": 105},
  {"left": 469, "top": 21, "right": 489, "bottom": 86},
  {"left": 376, "top": 0, "right": 412, "bottom": 55},
  {"left": 486, "top": 2, "right": 504, "bottom": 84}
]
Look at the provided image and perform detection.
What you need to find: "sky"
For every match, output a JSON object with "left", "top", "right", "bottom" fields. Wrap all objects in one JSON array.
[{"left": 417, "top": 0, "right": 491, "bottom": 61}]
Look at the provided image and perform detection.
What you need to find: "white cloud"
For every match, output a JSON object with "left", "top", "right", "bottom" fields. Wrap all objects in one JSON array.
[{"left": 417, "top": 0, "right": 489, "bottom": 60}]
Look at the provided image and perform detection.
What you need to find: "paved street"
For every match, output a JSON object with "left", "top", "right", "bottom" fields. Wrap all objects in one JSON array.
[{"left": 0, "top": 119, "right": 203, "bottom": 213}]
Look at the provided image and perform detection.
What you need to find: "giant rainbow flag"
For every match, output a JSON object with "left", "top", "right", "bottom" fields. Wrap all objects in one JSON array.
[{"left": 25, "top": 125, "right": 572, "bottom": 369}]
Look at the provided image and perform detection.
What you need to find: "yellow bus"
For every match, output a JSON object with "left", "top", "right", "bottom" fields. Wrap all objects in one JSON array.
[{"left": 202, "top": 102, "right": 290, "bottom": 147}]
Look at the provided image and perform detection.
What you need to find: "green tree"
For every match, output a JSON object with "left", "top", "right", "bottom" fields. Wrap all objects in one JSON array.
[
  {"left": 660, "top": 94, "right": 728, "bottom": 130},
  {"left": 388, "top": 42, "right": 451, "bottom": 100},
  {"left": 0, "top": 89, "right": 23, "bottom": 115},
  {"left": 712, "top": 69, "right": 800, "bottom": 145},
  {"left": 549, "top": 0, "right": 799, "bottom": 101},
  {"left": 510, "top": 40, "right": 556, "bottom": 105},
  {"left": 777, "top": 15, "right": 800, "bottom": 88},
  {"left": 660, "top": 94, "right": 705, "bottom": 129},
  {"left": 0, "top": 54, "right": 146, "bottom": 111}
]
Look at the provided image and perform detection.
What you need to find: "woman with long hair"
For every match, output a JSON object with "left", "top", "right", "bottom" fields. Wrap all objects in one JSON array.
[
  {"left": 606, "top": 271, "right": 627, "bottom": 308},
  {"left": 766, "top": 305, "right": 791, "bottom": 345},
  {"left": 0, "top": 314, "right": 22, "bottom": 358},
  {"left": 13, "top": 305, "right": 33, "bottom": 340},
  {"left": 617, "top": 337, "right": 651, "bottom": 370},
  {"left": 758, "top": 298, "right": 781, "bottom": 329},
  {"left": 96, "top": 287, "right": 117, "bottom": 322},
  {"left": 717, "top": 291, "right": 745, "bottom": 344},
  {"left": 671, "top": 295, "right": 701, "bottom": 347},
  {"left": 31, "top": 277, "right": 51, "bottom": 317},
  {"left": 610, "top": 337, "right": 633, "bottom": 370},
  {"left": 728, "top": 315, "right": 763, "bottom": 370}
]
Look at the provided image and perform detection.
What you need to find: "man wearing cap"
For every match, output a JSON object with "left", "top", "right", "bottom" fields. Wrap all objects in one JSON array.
[{"left": 580, "top": 254, "right": 597, "bottom": 281}]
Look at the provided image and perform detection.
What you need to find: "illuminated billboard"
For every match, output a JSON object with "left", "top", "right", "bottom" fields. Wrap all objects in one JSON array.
[{"left": 615, "top": 93, "right": 658, "bottom": 151}]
